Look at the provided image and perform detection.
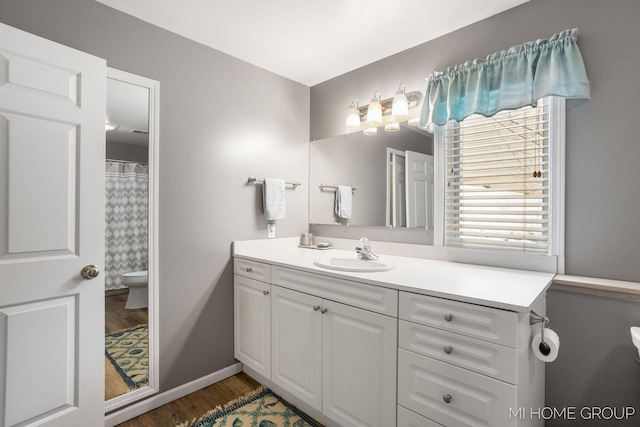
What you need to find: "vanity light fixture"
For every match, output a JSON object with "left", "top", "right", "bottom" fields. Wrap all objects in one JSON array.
[
  {"left": 345, "top": 85, "right": 423, "bottom": 135},
  {"left": 345, "top": 98, "right": 361, "bottom": 133},
  {"left": 366, "top": 91, "right": 383, "bottom": 126},
  {"left": 105, "top": 122, "right": 118, "bottom": 131}
]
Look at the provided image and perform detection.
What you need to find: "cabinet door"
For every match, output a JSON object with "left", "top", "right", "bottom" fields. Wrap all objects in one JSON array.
[
  {"left": 234, "top": 275, "right": 271, "bottom": 378},
  {"left": 323, "top": 300, "right": 398, "bottom": 427},
  {"left": 271, "top": 286, "right": 323, "bottom": 411}
]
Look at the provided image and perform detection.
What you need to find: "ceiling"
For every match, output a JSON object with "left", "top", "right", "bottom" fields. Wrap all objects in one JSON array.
[
  {"left": 106, "top": 77, "right": 149, "bottom": 146},
  {"left": 96, "top": 0, "right": 528, "bottom": 87}
]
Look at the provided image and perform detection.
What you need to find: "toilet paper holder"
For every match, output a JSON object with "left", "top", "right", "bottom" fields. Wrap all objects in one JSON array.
[
  {"left": 530, "top": 310, "right": 551, "bottom": 356},
  {"left": 529, "top": 310, "right": 549, "bottom": 327}
]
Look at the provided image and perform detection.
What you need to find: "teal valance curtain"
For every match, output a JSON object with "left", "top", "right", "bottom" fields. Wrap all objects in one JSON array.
[{"left": 419, "top": 28, "right": 590, "bottom": 132}]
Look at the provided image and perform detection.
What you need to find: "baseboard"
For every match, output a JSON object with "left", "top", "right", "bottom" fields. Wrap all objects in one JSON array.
[{"left": 104, "top": 362, "right": 243, "bottom": 427}]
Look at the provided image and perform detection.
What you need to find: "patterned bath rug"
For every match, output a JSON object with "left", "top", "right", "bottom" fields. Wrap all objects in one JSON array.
[
  {"left": 105, "top": 324, "right": 148, "bottom": 390},
  {"left": 179, "top": 386, "right": 322, "bottom": 427}
]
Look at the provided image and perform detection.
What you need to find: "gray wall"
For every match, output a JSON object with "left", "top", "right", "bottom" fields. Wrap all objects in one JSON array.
[
  {"left": 311, "top": 0, "right": 640, "bottom": 284},
  {"left": 310, "top": 0, "right": 640, "bottom": 421},
  {"left": 546, "top": 290, "right": 640, "bottom": 426},
  {"left": 0, "top": 0, "right": 310, "bottom": 392},
  {"left": 106, "top": 142, "right": 149, "bottom": 163}
]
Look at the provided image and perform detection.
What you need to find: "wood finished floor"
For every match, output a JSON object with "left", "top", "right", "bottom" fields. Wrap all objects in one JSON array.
[
  {"left": 115, "top": 372, "right": 262, "bottom": 427},
  {"left": 106, "top": 291, "right": 148, "bottom": 334},
  {"left": 105, "top": 291, "right": 148, "bottom": 401}
]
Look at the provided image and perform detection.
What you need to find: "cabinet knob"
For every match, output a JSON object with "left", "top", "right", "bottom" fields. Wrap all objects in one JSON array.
[
  {"left": 444, "top": 313, "right": 453, "bottom": 322},
  {"left": 263, "top": 290, "right": 269, "bottom": 296},
  {"left": 443, "top": 345, "right": 453, "bottom": 354},
  {"left": 246, "top": 267, "right": 253, "bottom": 273},
  {"left": 442, "top": 394, "right": 452, "bottom": 404},
  {"left": 321, "top": 308, "right": 328, "bottom": 314},
  {"left": 313, "top": 305, "right": 321, "bottom": 311}
]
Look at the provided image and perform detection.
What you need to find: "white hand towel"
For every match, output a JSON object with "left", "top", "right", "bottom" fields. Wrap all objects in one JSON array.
[
  {"left": 334, "top": 185, "right": 352, "bottom": 219},
  {"left": 263, "top": 178, "right": 286, "bottom": 220}
]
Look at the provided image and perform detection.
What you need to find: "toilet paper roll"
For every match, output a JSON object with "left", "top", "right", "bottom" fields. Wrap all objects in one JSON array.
[{"left": 531, "top": 327, "right": 560, "bottom": 362}]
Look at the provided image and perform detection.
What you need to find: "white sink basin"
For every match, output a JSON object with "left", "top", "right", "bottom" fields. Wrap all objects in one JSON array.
[{"left": 314, "top": 256, "right": 395, "bottom": 272}]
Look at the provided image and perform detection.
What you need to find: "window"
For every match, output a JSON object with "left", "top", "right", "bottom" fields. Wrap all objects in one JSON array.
[{"left": 435, "top": 97, "right": 565, "bottom": 255}]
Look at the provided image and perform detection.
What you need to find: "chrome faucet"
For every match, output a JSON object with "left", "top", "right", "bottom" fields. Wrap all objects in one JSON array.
[{"left": 356, "top": 237, "right": 379, "bottom": 261}]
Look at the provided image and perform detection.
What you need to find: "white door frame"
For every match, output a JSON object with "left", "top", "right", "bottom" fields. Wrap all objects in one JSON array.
[{"left": 104, "top": 67, "right": 160, "bottom": 414}]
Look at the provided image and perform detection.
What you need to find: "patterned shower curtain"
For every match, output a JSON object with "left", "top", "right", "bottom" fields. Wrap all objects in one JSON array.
[{"left": 105, "top": 160, "right": 149, "bottom": 290}]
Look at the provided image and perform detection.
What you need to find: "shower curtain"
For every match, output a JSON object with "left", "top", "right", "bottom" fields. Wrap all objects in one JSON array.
[{"left": 105, "top": 160, "right": 149, "bottom": 290}]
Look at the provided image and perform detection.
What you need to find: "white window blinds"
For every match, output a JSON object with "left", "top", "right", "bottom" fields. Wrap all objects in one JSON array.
[{"left": 443, "top": 99, "right": 552, "bottom": 253}]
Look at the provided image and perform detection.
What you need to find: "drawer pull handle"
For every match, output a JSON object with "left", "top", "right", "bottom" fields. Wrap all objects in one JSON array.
[
  {"left": 263, "top": 290, "right": 269, "bottom": 296},
  {"left": 313, "top": 305, "right": 321, "bottom": 311},
  {"left": 321, "top": 308, "right": 328, "bottom": 314},
  {"left": 246, "top": 267, "right": 253, "bottom": 273},
  {"left": 443, "top": 345, "right": 453, "bottom": 354},
  {"left": 443, "top": 394, "right": 452, "bottom": 404},
  {"left": 444, "top": 313, "right": 453, "bottom": 322}
]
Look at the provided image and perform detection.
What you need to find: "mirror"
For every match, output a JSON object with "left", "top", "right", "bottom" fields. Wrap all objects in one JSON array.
[
  {"left": 104, "top": 68, "right": 159, "bottom": 411},
  {"left": 309, "top": 124, "right": 434, "bottom": 228}
]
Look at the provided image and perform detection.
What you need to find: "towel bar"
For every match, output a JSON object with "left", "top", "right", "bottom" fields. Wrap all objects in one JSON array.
[
  {"left": 319, "top": 184, "right": 357, "bottom": 192},
  {"left": 247, "top": 177, "right": 301, "bottom": 188}
]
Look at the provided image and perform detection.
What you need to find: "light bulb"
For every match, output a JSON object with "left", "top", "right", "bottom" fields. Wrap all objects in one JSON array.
[
  {"left": 345, "top": 99, "right": 360, "bottom": 133},
  {"left": 366, "top": 91, "right": 382, "bottom": 126},
  {"left": 391, "top": 83, "right": 409, "bottom": 122},
  {"left": 363, "top": 127, "right": 378, "bottom": 136},
  {"left": 385, "top": 122, "right": 400, "bottom": 132}
]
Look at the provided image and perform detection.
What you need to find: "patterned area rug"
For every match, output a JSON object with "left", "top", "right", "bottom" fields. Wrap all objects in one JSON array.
[
  {"left": 105, "top": 324, "right": 148, "bottom": 390},
  {"left": 179, "top": 387, "right": 322, "bottom": 427}
]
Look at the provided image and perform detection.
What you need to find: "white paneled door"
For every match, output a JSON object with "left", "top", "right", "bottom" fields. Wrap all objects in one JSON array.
[
  {"left": 0, "top": 23, "right": 106, "bottom": 426},
  {"left": 406, "top": 151, "right": 434, "bottom": 229}
]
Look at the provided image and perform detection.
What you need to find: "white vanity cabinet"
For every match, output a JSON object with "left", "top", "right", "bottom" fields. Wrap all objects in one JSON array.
[
  {"left": 233, "top": 259, "right": 271, "bottom": 379},
  {"left": 271, "top": 284, "right": 398, "bottom": 427},
  {"left": 234, "top": 259, "right": 399, "bottom": 427},
  {"left": 232, "top": 243, "right": 548, "bottom": 427},
  {"left": 397, "top": 292, "right": 543, "bottom": 427},
  {"left": 271, "top": 266, "right": 399, "bottom": 427}
]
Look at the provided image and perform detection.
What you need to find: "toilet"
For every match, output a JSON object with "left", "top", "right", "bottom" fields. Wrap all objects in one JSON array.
[{"left": 121, "top": 271, "right": 148, "bottom": 309}]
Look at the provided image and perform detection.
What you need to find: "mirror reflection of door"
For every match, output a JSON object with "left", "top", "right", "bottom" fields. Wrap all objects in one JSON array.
[
  {"left": 386, "top": 149, "right": 434, "bottom": 229},
  {"left": 387, "top": 149, "right": 406, "bottom": 227},
  {"left": 406, "top": 150, "right": 434, "bottom": 229},
  {"left": 104, "top": 75, "right": 150, "bottom": 401}
]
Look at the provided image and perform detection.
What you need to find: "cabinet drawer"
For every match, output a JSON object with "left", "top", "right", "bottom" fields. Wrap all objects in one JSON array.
[
  {"left": 234, "top": 258, "right": 271, "bottom": 282},
  {"left": 398, "top": 349, "right": 517, "bottom": 427},
  {"left": 272, "top": 266, "right": 398, "bottom": 317},
  {"left": 399, "top": 292, "right": 518, "bottom": 348},
  {"left": 399, "top": 320, "right": 517, "bottom": 384},
  {"left": 398, "top": 405, "right": 443, "bottom": 426}
]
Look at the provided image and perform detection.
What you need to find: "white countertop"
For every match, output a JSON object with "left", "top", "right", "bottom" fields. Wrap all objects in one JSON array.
[{"left": 233, "top": 238, "right": 555, "bottom": 313}]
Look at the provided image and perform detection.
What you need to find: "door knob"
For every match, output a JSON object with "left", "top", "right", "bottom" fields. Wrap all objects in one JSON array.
[{"left": 81, "top": 265, "right": 100, "bottom": 280}]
